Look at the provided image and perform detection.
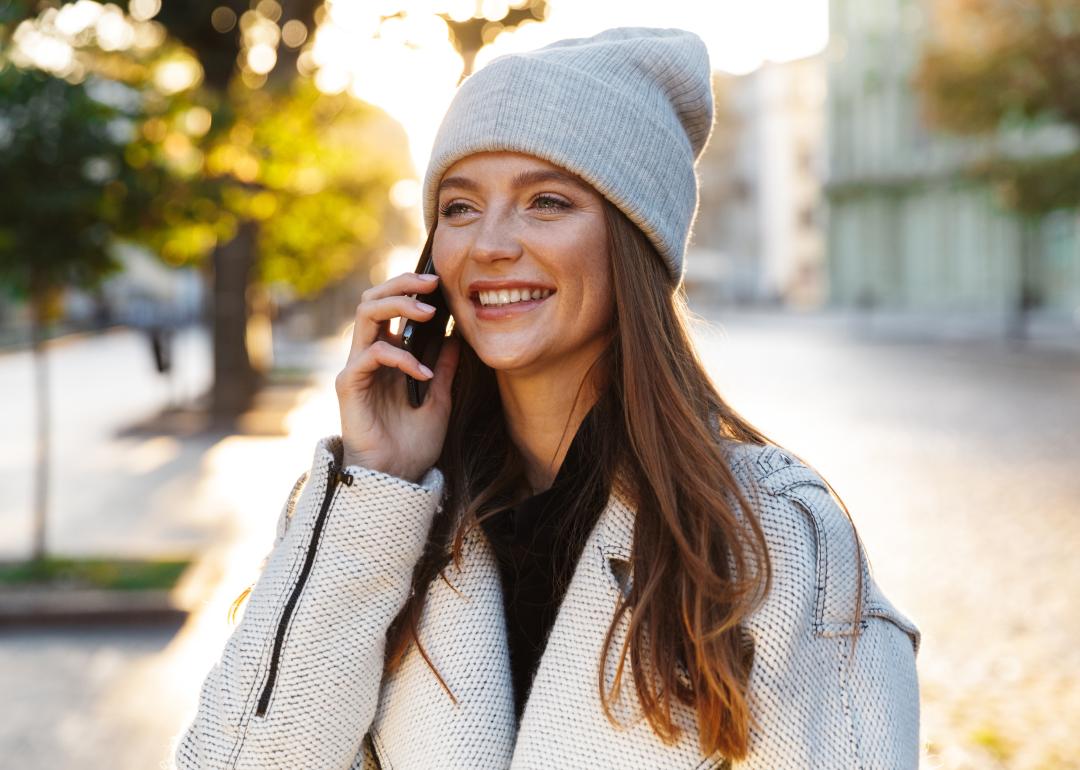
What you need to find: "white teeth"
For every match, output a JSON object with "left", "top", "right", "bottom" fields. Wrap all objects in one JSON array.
[{"left": 477, "top": 288, "right": 552, "bottom": 307}]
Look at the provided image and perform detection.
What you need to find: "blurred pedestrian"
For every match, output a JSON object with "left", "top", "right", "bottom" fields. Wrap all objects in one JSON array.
[
  {"left": 174, "top": 27, "right": 920, "bottom": 769},
  {"left": 149, "top": 324, "right": 173, "bottom": 374}
]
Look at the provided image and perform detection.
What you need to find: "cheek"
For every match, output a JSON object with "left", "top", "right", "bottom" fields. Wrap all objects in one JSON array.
[
  {"left": 583, "top": 277, "right": 615, "bottom": 329},
  {"left": 432, "top": 236, "right": 464, "bottom": 292},
  {"left": 430, "top": 234, "right": 453, "bottom": 274},
  {"left": 578, "top": 235, "right": 613, "bottom": 318},
  {"left": 559, "top": 265, "right": 613, "bottom": 344}
]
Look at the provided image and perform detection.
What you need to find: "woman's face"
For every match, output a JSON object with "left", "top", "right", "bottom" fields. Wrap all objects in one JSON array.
[{"left": 432, "top": 151, "right": 613, "bottom": 378}]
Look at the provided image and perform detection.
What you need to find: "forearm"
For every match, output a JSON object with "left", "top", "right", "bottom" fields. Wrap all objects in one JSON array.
[{"left": 173, "top": 436, "right": 444, "bottom": 770}]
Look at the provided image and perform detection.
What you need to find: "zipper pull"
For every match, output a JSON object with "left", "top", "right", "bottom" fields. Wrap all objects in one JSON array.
[{"left": 335, "top": 467, "right": 354, "bottom": 486}]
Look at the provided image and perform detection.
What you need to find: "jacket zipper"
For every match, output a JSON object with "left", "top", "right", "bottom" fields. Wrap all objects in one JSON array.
[
  {"left": 255, "top": 459, "right": 353, "bottom": 717},
  {"left": 365, "top": 733, "right": 385, "bottom": 770}
]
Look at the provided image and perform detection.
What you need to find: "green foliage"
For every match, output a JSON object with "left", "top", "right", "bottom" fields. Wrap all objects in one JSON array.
[
  {"left": 0, "top": 65, "right": 127, "bottom": 301},
  {"left": 117, "top": 76, "right": 413, "bottom": 295},
  {"left": 232, "top": 81, "right": 413, "bottom": 296},
  {"left": 0, "top": 1, "right": 413, "bottom": 306},
  {"left": 914, "top": 0, "right": 1080, "bottom": 213},
  {"left": 0, "top": 555, "right": 191, "bottom": 590},
  {"left": 915, "top": 0, "right": 1080, "bottom": 133},
  {"left": 0, "top": 4, "right": 211, "bottom": 305},
  {"left": 971, "top": 149, "right": 1080, "bottom": 216}
]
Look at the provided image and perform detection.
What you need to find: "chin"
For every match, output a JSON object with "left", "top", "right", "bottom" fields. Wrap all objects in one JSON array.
[
  {"left": 468, "top": 341, "right": 543, "bottom": 373},
  {"left": 473, "top": 350, "right": 533, "bottom": 372}
]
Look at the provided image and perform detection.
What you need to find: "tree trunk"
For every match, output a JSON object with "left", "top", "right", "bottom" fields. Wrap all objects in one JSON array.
[
  {"left": 211, "top": 220, "right": 262, "bottom": 423},
  {"left": 29, "top": 290, "right": 51, "bottom": 562}
]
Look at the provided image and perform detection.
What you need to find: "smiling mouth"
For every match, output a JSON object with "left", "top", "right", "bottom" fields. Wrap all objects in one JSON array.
[{"left": 473, "top": 288, "right": 554, "bottom": 307}]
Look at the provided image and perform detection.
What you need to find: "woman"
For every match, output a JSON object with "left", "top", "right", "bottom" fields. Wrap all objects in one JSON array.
[{"left": 174, "top": 27, "right": 920, "bottom": 769}]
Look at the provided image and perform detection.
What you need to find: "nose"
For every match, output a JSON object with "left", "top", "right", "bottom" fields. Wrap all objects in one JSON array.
[{"left": 469, "top": 206, "right": 523, "bottom": 265}]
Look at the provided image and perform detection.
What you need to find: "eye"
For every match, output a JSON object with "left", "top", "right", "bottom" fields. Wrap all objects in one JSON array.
[
  {"left": 533, "top": 194, "right": 571, "bottom": 212},
  {"left": 439, "top": 201, "right": 473, "bottom": 218}
]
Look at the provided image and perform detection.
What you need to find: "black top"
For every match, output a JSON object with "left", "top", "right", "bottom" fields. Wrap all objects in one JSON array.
[{"left": 478, "top": 404, "right": 610, "bottom": 721}]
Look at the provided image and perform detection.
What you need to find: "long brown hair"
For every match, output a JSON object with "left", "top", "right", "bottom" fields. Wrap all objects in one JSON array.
[{"left": 234, "top": 199, "right": 863, "bottom": 760}]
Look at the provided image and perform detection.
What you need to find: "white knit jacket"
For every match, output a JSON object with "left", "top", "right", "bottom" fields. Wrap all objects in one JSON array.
[{"left": 172, "top": 436, "right": 921, "bottom": 769}]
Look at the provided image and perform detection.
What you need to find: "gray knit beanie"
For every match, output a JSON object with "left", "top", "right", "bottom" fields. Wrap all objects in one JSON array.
[{"left": 421, "top": 26, "right": 714, "bottom": 286}]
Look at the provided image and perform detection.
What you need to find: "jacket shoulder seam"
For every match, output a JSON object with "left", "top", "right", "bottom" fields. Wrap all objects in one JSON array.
[{"left": 726, "top": 443, "right": 865, "bottom": 636}]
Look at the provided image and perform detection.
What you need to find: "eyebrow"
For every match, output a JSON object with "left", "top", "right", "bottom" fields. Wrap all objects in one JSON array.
[{"left": 437, "top": 168, "right": 593, "bottom": 196}]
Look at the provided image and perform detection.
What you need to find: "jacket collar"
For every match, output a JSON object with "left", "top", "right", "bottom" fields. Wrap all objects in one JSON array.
[
  {"left": 596, "top": 473, "right": 637, "bottom": 560},
  {"left": 369, "top": 485, "right": 712, "bottom": 768}
]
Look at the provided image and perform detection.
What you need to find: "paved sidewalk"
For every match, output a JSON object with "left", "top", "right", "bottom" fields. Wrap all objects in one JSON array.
[
  {"left": 0, "top": 324, "right": 214, "bottom": 559},
  {"left": 0, "top": 322, "right": 351, "bottom": 770},
  {"left": 0, "top": 323, "right": 345, "bottom": 559}
]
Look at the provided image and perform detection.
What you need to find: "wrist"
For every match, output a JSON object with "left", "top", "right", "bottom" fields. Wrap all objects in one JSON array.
[{"left": 341, "top": 453, "right": 421, "bottom": 485}]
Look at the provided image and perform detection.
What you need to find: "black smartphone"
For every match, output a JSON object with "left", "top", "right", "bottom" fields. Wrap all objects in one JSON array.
[{"left": 401, "top": 229, "right": 452, "bottom": 408}]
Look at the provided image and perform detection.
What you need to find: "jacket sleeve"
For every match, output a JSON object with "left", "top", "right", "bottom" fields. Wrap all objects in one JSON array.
[
  {"left": 172, "top": 435, "right": 445, "bottom": 770},
  {"left": 728, "top": 445, "right": 921, "bottom": 770}
]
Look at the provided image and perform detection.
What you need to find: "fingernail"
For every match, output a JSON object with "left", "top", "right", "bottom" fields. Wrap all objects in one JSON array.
[
  {"left": 416, "top": 301, "right": 435, "bottom": 312},
  {"left": 418, "top": 273, "right": 438, "bottom": 281},
  {"left": 419, "top": 364, "right": 434, "bottom": 378}
]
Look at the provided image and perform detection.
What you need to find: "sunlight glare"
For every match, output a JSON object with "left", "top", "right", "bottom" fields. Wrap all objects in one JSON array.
[
  {"left": 94, "top": 4, "right": 136, "bottom": 51},
  {"left": 128, "top": 0, "right": 161, "bottom": 22},
  {"left": 54, "top": 0, "right": 104, "bottom": 37},
  {"left": 246, "top": 43, "right": 278, "bottom": 74},
  {"left": 390, "top": 178, "right": 421, "bottom": 210},
  {"left": 444, "top": 0, "right": 475, "bottom": 23},
  {"left": 325, "top": 0, "right": 381, "bottom": 39},
  {"left": 481, "top": 0, "right": 511, "bottom": 22},
  {"left": 12, "top": 22, "right": 76, "bottom": 75},
  {"left": 153, "top": 54, "right": 203, "bottom": 94}
]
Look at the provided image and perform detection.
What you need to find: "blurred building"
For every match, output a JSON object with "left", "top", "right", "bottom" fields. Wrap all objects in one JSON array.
[
  {"left": 689, "top": 56, "right": 827, "bottom": 308},
  {"left": 0, "top": 243, "right": 204, "bottom": 348},
  {"left": 826, "top": 0, "right": 1080, "bottom": 334},
  {"left": 86, "top": 243, "right": 204, "bottom": 329}
]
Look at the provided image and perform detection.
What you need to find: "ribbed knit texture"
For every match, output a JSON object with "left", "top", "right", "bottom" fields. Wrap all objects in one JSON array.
[
  {"left": 172, "top": 439, "right": 920, "bottom": 769},
  {"left": 421, "top": 27, "right": 715, "bottom": 286}
]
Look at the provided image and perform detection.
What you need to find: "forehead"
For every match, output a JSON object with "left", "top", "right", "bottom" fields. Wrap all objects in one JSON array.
[{"left": 438, "top": 151, "right": 597, "bottom": 197}]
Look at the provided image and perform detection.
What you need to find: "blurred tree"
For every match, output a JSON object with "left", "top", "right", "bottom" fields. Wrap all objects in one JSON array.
[
  {"left": 913, "top": 0, "right": 1080, "bottom": 335},
  {"left": 118, "top": 71, "right": 411, "bottom": 417},
  {"left": 0, "top": 0, "right": 210, "bottom": 560},
  {"left": 152, "top": 0, "right": 338, "bottom": 418},
  {"left": 132, "top": 0, "right": 412, "bottom": 419},
  {"left": 0, "top": 68, "right": 142, "bottom": 561},
  {"left": 439, "top": 0, "right": 547, "bottom": 80},
  {"left": 0, "top": 0, "right": 411, "bottom": 557},
  {"left": 148, "top": 0, "right": 549, "bottom": 415}
]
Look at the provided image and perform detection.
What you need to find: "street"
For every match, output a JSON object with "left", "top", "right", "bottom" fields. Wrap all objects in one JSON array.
[{"left": 1, "top": 310, "right": 1077, "bottom": 769}]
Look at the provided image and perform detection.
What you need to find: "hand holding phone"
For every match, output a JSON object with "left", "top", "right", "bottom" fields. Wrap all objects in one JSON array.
[{"left": 333, "top": 228, "right": 458, "bottom": 483}]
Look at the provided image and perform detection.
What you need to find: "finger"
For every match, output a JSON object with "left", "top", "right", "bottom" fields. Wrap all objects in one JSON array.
[
  {"left": 350, "top": 339, "right": 433, "bottom": 381},
  {"left": 348, "top": 295, "right": 437, "bottom": 359},
  {"left": 364, "top": 272, "right": 440, "bottom": 303}
]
